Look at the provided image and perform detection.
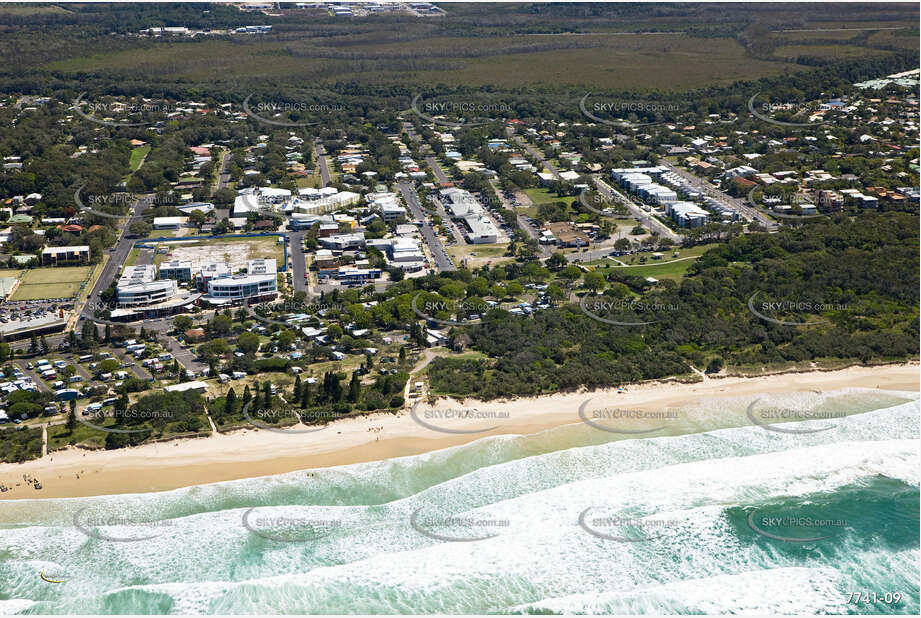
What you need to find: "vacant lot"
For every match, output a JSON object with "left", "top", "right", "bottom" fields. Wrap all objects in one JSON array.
[
  {"left": 153, "top": 237, "right": 285, "bottom": 272},
  {"left": 9, "top": 266, "right": 93, "bottom": 301},
  {"left": 447, "top": 243, "right": 513, "bottom": 269}
]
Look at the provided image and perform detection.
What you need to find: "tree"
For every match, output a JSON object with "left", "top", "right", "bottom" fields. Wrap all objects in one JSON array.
[
  {"left": 293, "top": 374, "right": 301, "bottom": 402},
  {"left": 104, "top": 324, "right": 111, "bottom": 343},
  {"left": 209, "top": 314, "right": 232, "bottom": 336},
  {"left": 262, "top": 381, "right": 272, "bottom": 411},
  {"left": 129, "top": 221, "right": 152, "bottom": 237},
  {"left": 326, "top": 324, "right": 343, "bottom": 340},
  {"left": 66, "top": 409, "right": 76, "bottom": 434},
  {"left": 399, "top": 346, "right": 406, "bottom": 363},
  {"left": 583, "top": 271, "right": 605, "bottom": 293},
  {"left": 188, "top": 209, "right": 207, "bottom": 229},
  {"left": 560, "top": 265, "right": 582, "bottom": 287},
  {"left": 277, "top": 329, "right": 295, "bottom": 350},
  {"left": 29, "top": 335, "right": 37, "bottom": 354},
  {"left": 706, "top": 357, "right": 724, "bottom": 374},
  {"left": 237, "top": 332, "right": 260, "bottom": 355},
  {"left": 173, "top": 315, "right": 193, "bottom": 333},
  {"left": 224, "top": 387, "right": 238, "bottom": 416},
  {"left": 348, "top": 372, "right": 361, "bottom": 402},
  {"left": 0, "top": 342, "right": 9, "bottom": 364}
]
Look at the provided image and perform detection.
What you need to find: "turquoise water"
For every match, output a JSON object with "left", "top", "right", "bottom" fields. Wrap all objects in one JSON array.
[{"left": 0, "top": 389, "right": 918, "bottom": 614}]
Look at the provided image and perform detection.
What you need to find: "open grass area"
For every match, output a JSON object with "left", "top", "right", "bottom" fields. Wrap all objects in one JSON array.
[
  {"left": 586, "top": 243, "right": 721, "bottom": 281},
  {"left": 9, "top": 266, "right": 93, "bottom": 300},
  {"left": 447, "top": 243, "right": 513, "bottom": 269},
  {"left": 128, "top": 145, "right": 150, "bottom": 171},
  {"left": 524, "top": 187, "right": 577, "bottom": 207}
]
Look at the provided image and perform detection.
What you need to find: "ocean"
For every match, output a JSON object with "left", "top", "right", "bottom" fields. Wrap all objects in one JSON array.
[{"left": 0, "top": 388, "right": 918, "bottom": 615}]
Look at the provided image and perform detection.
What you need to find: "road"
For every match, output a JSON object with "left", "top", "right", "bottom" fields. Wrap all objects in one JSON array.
[
  {"left": 13, "top": 361, "right": 52, "bottom": 393},
  {"left": 426, "top": 155, "right": 450, "bottom": 184},
  {"left": 564, "top": 246, "right": 614, "bottom": 263},
  {"left": 431, "top": 196, "right": 467, "bottom": 245},
  {"left": 315, "top": 142, "right": 331, "bottom": 187},
  {"left": 160, "top": 335, "right": 206, "bottom": 375},
  {"left": 658, "top": 160, "right": 778, "bottom": 231},
  {"left": 396, "top": 181, "right": 456, "bottom": 272},
  {"left": 592, "top": 176, "right": 683, "bottom": 243},
  {"left": 77, "top": 193, "right": 156, "bottom": 331},
  {"left": 213, "top": 149, "right": 232, "bottom": 193},
  {"left": 111, "top": 348, "right": 152, "bottom": 380},
  {"left": 288, "top": 230, "right": 309, "bottom": 293},
  {"left": 509, "top": 131, "right": 562, "bottom": 179}
]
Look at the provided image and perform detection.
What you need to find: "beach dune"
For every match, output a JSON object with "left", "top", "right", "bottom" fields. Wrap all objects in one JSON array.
[{"left": 0, "top": 363, "right": 917, "bottom": 500}]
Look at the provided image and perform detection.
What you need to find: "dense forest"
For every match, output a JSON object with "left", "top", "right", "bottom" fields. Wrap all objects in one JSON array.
[{"left": 427, "top": 213, "right": 919, "bottom": 398}]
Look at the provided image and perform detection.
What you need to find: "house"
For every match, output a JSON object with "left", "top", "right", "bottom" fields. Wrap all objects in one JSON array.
[
  {"left": 184, "top": 328, "right": 206, "bottom": 342},
  {"left": 41, "top": 245, "right": 89, "bottom": 265},
  {"left": 546, "top": 222, "right": 589, "bottom": 248}
]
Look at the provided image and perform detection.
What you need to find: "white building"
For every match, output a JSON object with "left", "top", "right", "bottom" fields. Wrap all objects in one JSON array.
[
  {"left": 117, "top": 280, "right": 178, "bottom": 307},
  {"left": 153, "top": 216, "right": 183, "bottom": 230},
  {"left": 440, "top": 188, "right": 499, "bottom": 244},
  {"left": 247, "top": 258, "right": 277, "bottom": 275},
  {"left": 318, "top": 232, "right": 366, "bottom": 250},
  {"left": 159, "top": 260, "right": 193, "bottom": 281},
  {"left": 205, "top": 273, "right": 277, "bottom": 303}
]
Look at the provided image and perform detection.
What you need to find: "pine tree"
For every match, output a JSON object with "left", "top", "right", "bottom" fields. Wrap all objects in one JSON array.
[
  {"left": 293, "top": 374, "right": 301, "bottom": 402},
  {"left": 66, "top": 409, "right": 76, "bottom": 434},
  {"left": 104, "top": 324, "right": 112, "bottom": 343},
  {"left": 29, "top": 335, "right": 37, "bottom": 354},
  {"left": 262, "top": 381, "right": 272, "bottom": 411},
  {"left": 225, "top": 387, "right": 238, "bottom": 416},
  {"left": 300, "top": 381, "right": 312, "bottom": 408},
  {"left": 348, "top": 371, "right": 361, "bottom": 403},
  {"left": 40, "top": 336, "right": 48, "bottom": 354},
  {"left": 399, "top": 346, "right": 406, "bottom": 363},
  {"left": 242, "top": 385, "right": 252, "bottom": 408}
]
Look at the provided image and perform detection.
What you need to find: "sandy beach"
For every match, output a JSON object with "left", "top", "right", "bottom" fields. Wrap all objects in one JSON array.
[{"left": 1, "top": 363, "right": 917, "bottom": 500}]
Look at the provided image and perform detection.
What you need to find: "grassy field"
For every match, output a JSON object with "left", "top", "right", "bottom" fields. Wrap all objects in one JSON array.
[
  {"left": 9, "top": 266, "right": 93, "bottom": 301},
  {"left": 128, "top": 145, "right": 151, "bottom": 171},
  {"left": 586, "top": 243, "right": 720, "bottom": 281},
  {"left": 524, "top": 187, "right": 578, "bottom": 207},
  {"left": 447, "top": 243, "right": 512, "bottom": 269}
]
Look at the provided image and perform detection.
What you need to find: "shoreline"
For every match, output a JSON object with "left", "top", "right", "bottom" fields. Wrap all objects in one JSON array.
[{"left": 1, "top": 363, "right": 917, "bottom": 501}]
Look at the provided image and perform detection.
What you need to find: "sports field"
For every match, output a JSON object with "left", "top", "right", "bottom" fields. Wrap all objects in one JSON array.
[{"left": 8, "top": 266, "right": 93, "bottom": 301}]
